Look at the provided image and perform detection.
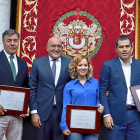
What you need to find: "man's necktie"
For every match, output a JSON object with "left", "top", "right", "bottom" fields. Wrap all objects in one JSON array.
[
  {"left": 10, "top": 55, "right": 16, "bottom": 81},
  {"left": 52, "top": 59, "right": 56, "bottom": 82}
]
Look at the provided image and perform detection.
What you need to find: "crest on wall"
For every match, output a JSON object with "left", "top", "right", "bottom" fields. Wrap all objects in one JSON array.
[{"left": 53, "top": 9, "right": 104, "bottom": 59}]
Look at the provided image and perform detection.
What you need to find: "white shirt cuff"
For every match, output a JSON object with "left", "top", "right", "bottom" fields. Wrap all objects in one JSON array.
[
  {"left": 103, "top": 114, "right": 110, "bottom": 118},
  {"left": 31, "top": 110, "right": 37, "bottom": 114}
]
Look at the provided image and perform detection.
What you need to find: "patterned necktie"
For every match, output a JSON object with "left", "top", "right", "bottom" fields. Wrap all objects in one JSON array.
[
  {"left": 10, "top": 55, "right": 16, "bottom": 81},
  {"left": 52, "top": 59, "right": 56, "bottom": 82}
]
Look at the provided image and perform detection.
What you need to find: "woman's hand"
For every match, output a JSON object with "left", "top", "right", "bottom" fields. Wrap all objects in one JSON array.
[
  {"left": 97, "top": 104, "right": 104, "bottom": 113},
  {"left": 62, "top": 129, "right": 71, "bottom": 136}
]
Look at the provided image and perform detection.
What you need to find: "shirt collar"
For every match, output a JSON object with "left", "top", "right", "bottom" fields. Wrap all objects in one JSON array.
[
  {"left": 48, "top": 55, "right": 61, "bottom": 62},
  {"left": 87, "top": 78, "right": 92, "bottom": 83},
  {"left": 119, "top": 57, "right": 132, "bottom": 67},
  {"left": 3, "top": 50, "right": 16, "bottom": 59},
  {"left": 73, "top": 78, "right": 92, "bottom": 84}
]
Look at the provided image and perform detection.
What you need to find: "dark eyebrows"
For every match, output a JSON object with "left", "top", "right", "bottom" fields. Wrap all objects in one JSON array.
[
  {"left": 7, "top": 39, "right": 18, "bottom": 42},
  {"left": 118, "top": 44, "right": 131, "bottom": 48}
]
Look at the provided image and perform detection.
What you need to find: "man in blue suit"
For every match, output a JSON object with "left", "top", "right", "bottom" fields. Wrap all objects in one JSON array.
[
  {"left": 0, "top": 29, "right": 29, "bottom": 140},
  {"left": 99, "top": 36, "right": 140, "bottom": 140},
  {"left": 29, "top": 36, "right": 71, "bottom": 140}
]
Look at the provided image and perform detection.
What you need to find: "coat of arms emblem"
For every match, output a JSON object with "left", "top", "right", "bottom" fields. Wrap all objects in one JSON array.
[{"left": 53, "top": 9, "right": 103, "bottom": 58}]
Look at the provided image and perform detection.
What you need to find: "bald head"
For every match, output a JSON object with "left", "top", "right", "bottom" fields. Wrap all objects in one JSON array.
[
  {"left": 47, "top": 37, "right": 62, "bottom": 46},
  {"left": 46, "top": 36, "right": 63, "bottom": 59}
]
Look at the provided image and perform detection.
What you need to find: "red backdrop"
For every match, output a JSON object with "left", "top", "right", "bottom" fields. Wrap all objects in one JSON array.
[{"left": 19, "top": 0, "right": 136, "bottom": 80}]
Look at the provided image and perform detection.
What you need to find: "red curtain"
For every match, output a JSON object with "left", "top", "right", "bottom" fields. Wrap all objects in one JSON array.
[{"left": 20, "top": 0, "right": 136, "bottom": 80}]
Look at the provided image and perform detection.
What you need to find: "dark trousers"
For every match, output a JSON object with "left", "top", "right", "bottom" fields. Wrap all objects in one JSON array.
[
  {"left": 37, "top": 107, "right": 68, "bottom": 140},
  {"left": 108, "top": 109, "right": 140, "bottom": 140}
]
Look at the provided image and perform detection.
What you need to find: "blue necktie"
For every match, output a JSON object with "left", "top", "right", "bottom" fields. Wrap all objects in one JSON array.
[
  {"left": 10, "top": 55, "right": 16, "bottom": 81},
  {"left": 52, "top": 59, "right": 56, "bottom": 82}
]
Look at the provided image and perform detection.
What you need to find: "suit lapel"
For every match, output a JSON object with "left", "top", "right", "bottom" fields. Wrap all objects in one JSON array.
[
  {"left": 43, "top": 56, "right": 54, "bottom": 86},
  {"left": 16, "top": 56, "right": 22, "bottom": 82},
  {"left": 130, "top": 58, "right": 135, "bottom": 86},
  {"left": 56, "top": 56, "right": 68, "bottom": 87},
  {"left": 115, "top": 57, "right": 127, "bottom": 87},
  {"left": 0, "top": 51, "right": 14, "bottom": 80}
]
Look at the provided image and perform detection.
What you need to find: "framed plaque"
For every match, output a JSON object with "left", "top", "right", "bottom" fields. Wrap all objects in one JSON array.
[
  {"left": 0, "top": 85, "right": 30, "bottom": 115},
  {"left": 66, "top": 104, "right": 101, "bottom": 134},
  {"left": 130, "top": 85, "right": 140, "bottom": 112}
]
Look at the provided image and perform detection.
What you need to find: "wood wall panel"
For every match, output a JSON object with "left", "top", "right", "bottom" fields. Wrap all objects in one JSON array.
[{"left": 138, "top": 0, "right": 140, "bottom": 59}]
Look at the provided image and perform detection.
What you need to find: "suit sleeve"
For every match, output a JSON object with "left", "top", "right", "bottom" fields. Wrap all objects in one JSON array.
[
  {"left": 29, "top": 60, "right": 38, "bottom": 111},
  {"left": 24, "top": 63, "right": 29, "bottom": 88},
  {"left": 96, "top": 80, "right": 100, "bottom": 106},
  {"left": 99, "top": 63, "right": 110, "bottom": 115}
]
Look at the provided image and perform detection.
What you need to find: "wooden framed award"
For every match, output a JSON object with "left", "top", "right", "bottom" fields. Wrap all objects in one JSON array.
[
  {"left": 130, "top": 85, "right": 140, "bottom": 112},
  {"left": 66, "top": 104, "right": 101, "bottom": 134},
  {"left": 0, "top": 85, "right": 30, "bottom": 115}
]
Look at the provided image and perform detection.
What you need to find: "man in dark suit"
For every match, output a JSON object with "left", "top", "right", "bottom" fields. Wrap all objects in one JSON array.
[
  {"left": 0, "top": 29, "right": 29, "bottom": 140},
  {"left": 99, "top": 36, "right": 140, "bottom": 140},
  {"left": 29, "top": 36, "right": 71, "bottom": 140}
]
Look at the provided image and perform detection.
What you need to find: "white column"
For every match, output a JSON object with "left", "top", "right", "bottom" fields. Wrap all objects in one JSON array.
[
  {"left": 0, "top": 1, "right": 11, "bottom": 139},
  {"left": 2, "top": 136, "right": 6, "bottom": 140},
  {"left": 0, "top": 0, "right": 11, "bottom": 51}
]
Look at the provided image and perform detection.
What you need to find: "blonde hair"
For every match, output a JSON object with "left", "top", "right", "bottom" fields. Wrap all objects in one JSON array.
[{"left": 69, "top": 54, "right": 93, "bottom": 79}]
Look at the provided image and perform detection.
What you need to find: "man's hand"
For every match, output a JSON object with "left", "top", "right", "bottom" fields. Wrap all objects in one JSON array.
[
  {"left": 31, "top": 113, "right": 41, "bottom": 129},
  {"left": 20, "top": 106, "right": 30, "bottom": 117},
  {"left": 106, "top": 91, "right": 109, "bottom": 97},
  {"left": 62, "top": 129, "right": 71, "bottom": 136},
  {"left": 97, "top": 104, "right": 104, "bottom": 113},
  {"left": 104, "top": 115, "right": 114, "bottom": 129},
  {"left": 0, "top": 104, "right": 7, "bottom": 115}
]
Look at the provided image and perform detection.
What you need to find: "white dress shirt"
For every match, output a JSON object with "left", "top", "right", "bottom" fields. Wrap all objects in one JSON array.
[
  {"left": 49, "top": 56, "right": 61, "bottom": 86},
  {"left": 3, "top": 50, "right": 18, "bottom": 75},
  {"left": 31, "top": 56, "right": 61, "bottom": 114},
  {"left": 120, "top": 58, "right": 135, "bottom": 106}
]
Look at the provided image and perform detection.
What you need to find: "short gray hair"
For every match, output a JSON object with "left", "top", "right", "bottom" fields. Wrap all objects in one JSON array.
[{"left": 2, "top": 29, "right": 20, "bottom": 42}]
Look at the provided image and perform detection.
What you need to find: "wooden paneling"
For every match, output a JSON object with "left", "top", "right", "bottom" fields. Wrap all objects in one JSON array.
[
  {"left": 138, "top": 0, "right": 140, "bottom": 59},
  {"left": 136, "top": 0, "right": 140, "bottom": 60}
]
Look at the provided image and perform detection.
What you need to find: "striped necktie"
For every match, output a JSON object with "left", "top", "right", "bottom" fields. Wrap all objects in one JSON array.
[{"left": 52, "top": 59, "right": 56, "bottom": 83}]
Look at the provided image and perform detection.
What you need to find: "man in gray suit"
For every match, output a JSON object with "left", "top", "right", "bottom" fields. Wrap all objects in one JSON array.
[{"left": 29, "top": 36, "right": 71, "bottom": 140}]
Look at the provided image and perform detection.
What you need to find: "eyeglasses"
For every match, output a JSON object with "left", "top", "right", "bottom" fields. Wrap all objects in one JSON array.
[{"left": 50, "top": 44, "right": 62, "bottom": 49}]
